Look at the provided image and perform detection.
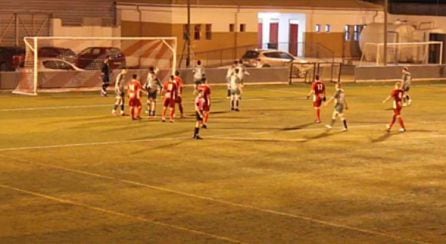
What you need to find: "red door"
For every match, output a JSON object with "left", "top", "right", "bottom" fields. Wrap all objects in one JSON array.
[
  {"left": 258, "top": 23, "right": 263, "bottom": 48},
  {"left": 269, "top": 22, "right": 279, "bottom": 49},
  {"left": 289, "top": 23, "right": 299, "bottom": 56}
]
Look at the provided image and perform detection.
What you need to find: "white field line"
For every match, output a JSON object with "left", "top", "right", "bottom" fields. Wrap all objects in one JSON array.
[
  {"left": 0, "top": 137, "right": 187, "bottom": 152},
  {"left": 0, "top": 155, "right": 426, "bottom": 244},
  {"left": 0, "top": 98, "right": 269, "bottom": 112},
  {"left": 0, "top": 123, "right": 444, "bottom": 152},
  {"left": 0, "top": 183, "right": 242, "bottom": 243}
]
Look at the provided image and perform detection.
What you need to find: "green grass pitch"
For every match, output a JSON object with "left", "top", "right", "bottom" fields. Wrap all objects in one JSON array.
[{"left": 0, "top": 83, "right": 445, "bottom": 243}]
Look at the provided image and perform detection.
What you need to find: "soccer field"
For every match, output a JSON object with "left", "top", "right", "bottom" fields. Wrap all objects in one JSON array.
[{"left": 0, "top": 83, "right": 445, "bottom": 243}]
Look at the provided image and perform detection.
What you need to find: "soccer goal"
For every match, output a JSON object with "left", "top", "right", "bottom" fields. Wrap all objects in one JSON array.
[
  {"left": 359, "top": 41, "right": 443, "bottom": 66},
  {"left": 14, "top": 36, "right": 177, "bottom": 95}
]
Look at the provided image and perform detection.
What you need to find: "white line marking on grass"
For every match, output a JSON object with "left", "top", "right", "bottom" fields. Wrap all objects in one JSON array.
[
  {"left": 0, "top": 104, "right": 111, "bottom": 112},
  {"left": 0, "top": 155, "right": 427, "bottom": 244},
  {"left": 0, "top": 183, "right": 242, "bottom": 243},
  {"left": 0, "top": 137, "right": 188, "bottom": 152}
]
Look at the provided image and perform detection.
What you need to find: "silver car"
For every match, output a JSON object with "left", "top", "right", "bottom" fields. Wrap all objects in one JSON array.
[{"left": 241, "top": 49, "right": 307, "bottom": 68}]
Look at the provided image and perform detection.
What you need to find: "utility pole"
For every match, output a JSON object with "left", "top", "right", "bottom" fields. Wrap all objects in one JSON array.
[
  {"left": 383, "top": 0, "right": 388, "bottom": 66},
  {"left": 186, "top": 0, "right": 191, "bottom": 68}
]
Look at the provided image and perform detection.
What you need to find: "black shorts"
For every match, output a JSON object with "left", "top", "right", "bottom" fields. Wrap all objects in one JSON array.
[
  {"left": 148, "top": 90, "right": 157, "bottom": 99},
  {"left": 102, "top": 76, "right": 110, "bottom": 83},
  {"left": 196, "top": 111, "right": 203, "bottom": 121},
  {"left": 403, "top": 87, "right": 410, "bottom": 92},
  {"left": 194, "top": 80, "right": 202, "bottom": 86}
]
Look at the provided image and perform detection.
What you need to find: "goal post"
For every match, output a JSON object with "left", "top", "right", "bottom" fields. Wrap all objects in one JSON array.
[
  {"left": 14, "top": 36, "right": 177, "bottom": 95},
  {"left": 360, "top": 41, "right": 443, "bottom": 66}
]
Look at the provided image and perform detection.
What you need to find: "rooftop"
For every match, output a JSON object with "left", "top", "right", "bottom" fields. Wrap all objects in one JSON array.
[{"left": 117, "top": 0, "right": 382, "bottom": 10}]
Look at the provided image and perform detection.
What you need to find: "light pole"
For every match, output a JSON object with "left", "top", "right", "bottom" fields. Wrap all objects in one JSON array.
[
  {"left": 186, "top": 0, "right": 191, "bottom": 68},
  {"left": 383, "top": 0, "right": 388, "bottom": 66}
]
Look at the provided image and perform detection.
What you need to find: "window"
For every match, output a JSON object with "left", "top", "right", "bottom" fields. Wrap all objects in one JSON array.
[
  {"left": 278, "top": 52, "right": 294, "bottom": 60},
  {"left": 194, "top": 24, "right": 201, "bottom": 40},
  {"left": 229, "top": 24, "right": 235, "bottom": 32},
  {"left": 205, "top": 24, "right": 212, "bottom": 40},
  {"left": 315, "top": 24, "right": 321, "bottom": 32},
  {"left": 325, "top": 24, "right": 331, "bottom": 32},
  {"left": 240, "top": 24, "right": 246, "bottom": 32},
  {"left": 354, "top": 25, "right": 365, "bottom": 41},
  {"left": 344, "top": 25, "right": 352, "bottom": 41}
]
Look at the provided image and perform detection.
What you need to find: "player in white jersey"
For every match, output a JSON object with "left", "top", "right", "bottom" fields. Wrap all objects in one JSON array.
[
  {"left": 325, "top": 82, "right": 348, "bottom": 131},
  {"left": 236, "top": 59, "right": 249, "bottom": 99},
  {"left": 192, "top": 60, "right": 206, "bottom": 91},
  {"left": 401, "top": 66, "right": 412, "bottom": 106},
  {"left": 143, "top": 66, "right": 162, "bottom": 118},
  {"left": 229, "top": 69, "right": 242, "bottom": 111},
  {"left": 226, "top": 60, "right": 238, "bottom": 98},
  {"left": 112, "top": 68, "right": 127, "bottom": 116}
]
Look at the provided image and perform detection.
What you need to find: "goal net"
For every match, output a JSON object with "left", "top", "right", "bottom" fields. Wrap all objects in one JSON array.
[
  {"left": 360, "top": 41, "right": 443, "bottom": 66},
  {"left": 14, "top": 36, "right": 177, "bottom": 95}
]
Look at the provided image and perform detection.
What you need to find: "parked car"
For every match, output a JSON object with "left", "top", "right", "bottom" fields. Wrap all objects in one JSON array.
[
  {"left": 75, "top": 47, "right": 126, "bottom": 70},
  {"left": 241, "top": 49, "right": 308, "bottom": 68},
  {"left": 0, "top": 46, "right": 25, "bottom": 71},
  {"left": 39, "top": 58, "right": 84, "bottom": 71},
  {"left": 38, "top": 46, "right": 76, "bottom": 63}
]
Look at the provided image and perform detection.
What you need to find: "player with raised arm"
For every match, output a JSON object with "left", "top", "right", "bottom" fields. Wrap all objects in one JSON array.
[
  {"left": 161, "top": 75, "right": 178, "bottom": 122},
  {"left": 192, "top": 60, "right": 205, "bottom": 91},
  {"left": 174, "top": 70, "right": 185, "bottom": 118},
  {"left": 229, "top": 69, "right": 242, "bottom": 111},
  {"left": 401, "top": 66, "right": 412, "bottom": 106},
  {"left": 383, "top": 81, "right": 406, "bottom": 133},
  {"left": 198, "top": 77, "right": 211, "bottom": 128},
  {"left": 128, "top": 74, "right": 143, "bottom": 120},
  {"left": 112, "top": 68, "right": 127, "bottom": 116},
  {"left": 306, "top": 75, "right": 326, "bottom": 123},
  {"left": 144, "top": 66, "right": 162, "bottom": 118},
  {"left": 193, "top": 90, "right": 206, "bottom": 140},
  {"left": 325, "top": 82, "right": 348, "bottom": 131}
]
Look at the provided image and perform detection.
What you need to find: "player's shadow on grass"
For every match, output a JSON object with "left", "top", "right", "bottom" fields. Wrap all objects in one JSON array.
[
  {"left": 132, "top": 140, "right": 185, "bottom": 154},
  {"left": 370, "top": 133, "right": 392, "bottom": 143},
  {"left": 303, "top": 130, "right": 344, "bottom": 142},
  {"left": 280, "top": 122, "right": 314, "bottom": 131}
]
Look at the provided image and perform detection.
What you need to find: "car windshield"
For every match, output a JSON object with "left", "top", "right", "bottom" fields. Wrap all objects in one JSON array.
[{"left": 242, "top": 50, "right": 259, "bottom": 59}]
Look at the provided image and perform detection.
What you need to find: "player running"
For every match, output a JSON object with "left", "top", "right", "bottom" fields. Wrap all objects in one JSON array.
[
  {"left": 229, "top": 69, "right": 242, "bottom": 111},
  {"left": 306, "top": 75, "right": 326, "bottom": 123},
  {"left": 401, "top": 66, "right": 412, "bottom": 106},
  {"left": 128, "top": 74, "right": 143, "bottom": 120},
  {"left": 383, "top": 81, "right": 406, "bottom": 133},
  {"left": 174, "top": 70, "right": 185, "bottom": 118},
  {"left": 112, "top": 68, "right": 127, "bottom": 116},
  {"left": 198, "top": 77, "right": 211, "bottom": 128},
  {"left": 325, "top": 82, "right": 348, "bottom": 131},
  {"left": 143, "top": 66, "right": 162, "bottom": 118},
  {"left": 161, "top": 75, "right": 178, "bottom": 122},
  {"left": 193, "top": 90, "right": 206, "bottom": 140}
]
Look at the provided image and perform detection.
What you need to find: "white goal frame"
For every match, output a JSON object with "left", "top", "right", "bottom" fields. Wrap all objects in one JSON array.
[
  {"left": 17, "top": 36, "right": 177, "bottom": 95},
  {"left": 360, "top": 41, "right": 443, "bottom": 66}
]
